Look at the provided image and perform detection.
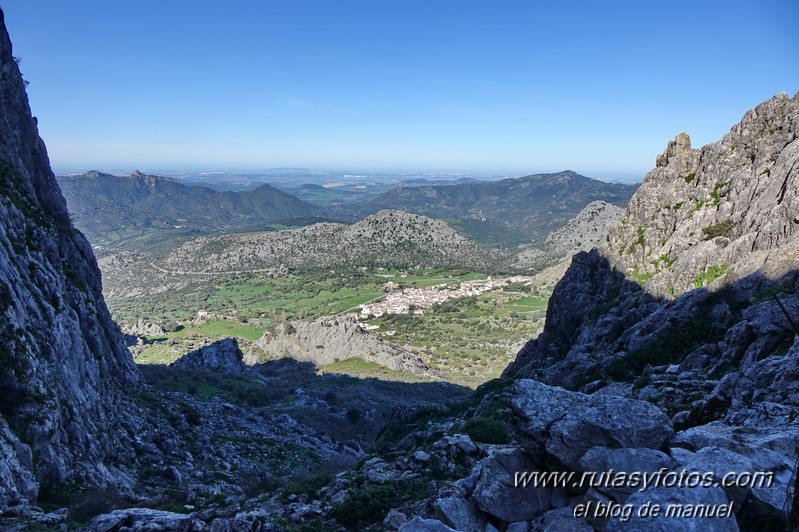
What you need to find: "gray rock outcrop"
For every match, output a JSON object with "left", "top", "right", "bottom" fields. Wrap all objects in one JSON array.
[
  {"left": 501, "top": 92, "right": 799, "bottom": 530},
  {"left": 171, "top": 338, "right": 247, "bottom": 373},
  {"left": 512, "top": 200, "right": 625, "bottom": 270},
  {"left": 0, "top": 8, "right": 142, "bottom": 513},
  {"left": 250, "top": 316, "right": 429, "bottom": 374}
]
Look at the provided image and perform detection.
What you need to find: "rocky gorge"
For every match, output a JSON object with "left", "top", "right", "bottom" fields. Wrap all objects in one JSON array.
[{"left": 1, "top": 5, "right": 799, "bottom": 531}]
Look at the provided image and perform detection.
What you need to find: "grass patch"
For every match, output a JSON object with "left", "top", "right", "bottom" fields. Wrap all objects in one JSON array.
[{"left": 694, "top": 264, "right": 729, "bottom": 288}]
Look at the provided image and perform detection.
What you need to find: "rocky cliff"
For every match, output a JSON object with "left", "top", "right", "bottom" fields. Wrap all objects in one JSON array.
[
  {"left": 511, "top": 200, "right": 625, "bottom": 270},
  {"left": 607, "top": 93, "right": 799, "bottom": 298},
  {"left": 0, "top": 9, "right": 142, "bottom": 513},
  {"left": 498, "top": 92, "right": 799, "bottom": 529}
]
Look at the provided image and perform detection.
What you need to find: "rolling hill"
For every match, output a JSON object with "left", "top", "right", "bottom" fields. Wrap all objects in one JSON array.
[
  {"left": 362, "top": 170, "right": 637, "bottom": 247},
  {"left": 56, "top": 170, "right": 330, "bottom": 251}
]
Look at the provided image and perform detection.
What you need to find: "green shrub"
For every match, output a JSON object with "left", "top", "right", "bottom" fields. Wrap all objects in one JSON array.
[
  {"left": 694, "top": 264, "right": 729, "bottom": 288},
  {"left": 462, "top": 416, "right": 508, "bottom": 444},
  {"left": 603, "top": 315, "right": 724, "bottom": 382},
  {"left": 702, "top": 220, "right": 735, "bottom": 240},
  {"left": 281, "top": 473, "right": 333, "bottom": 502},
  {"left": 332, "top": 480, "right": 427, "bottom": 529}
]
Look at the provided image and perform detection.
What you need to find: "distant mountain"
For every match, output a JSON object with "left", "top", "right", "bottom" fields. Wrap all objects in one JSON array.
[
  {"left": 57, "top": 170, "right": 329, "bottom": 250},
  {"left": 510, "top": 200, "right": 625, "bottom": 270},
  {"left": 361, "top": 170, "right": 637, "bottom": 247},
  {"left": 100, "top": 210, "right": 498, "bottom": 298}
]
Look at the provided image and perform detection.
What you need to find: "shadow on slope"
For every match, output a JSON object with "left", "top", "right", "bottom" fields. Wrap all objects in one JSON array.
[
  {"left": 139, "top": 357, "right": 471, "bottom": 450},
  {"left": 503, "top": 249, "right": 799, "bottom": 429}
]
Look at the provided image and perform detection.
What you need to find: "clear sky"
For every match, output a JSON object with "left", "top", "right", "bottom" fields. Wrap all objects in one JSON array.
[{"left": 2, "top": 1, "right": 798, "bottom": 180}]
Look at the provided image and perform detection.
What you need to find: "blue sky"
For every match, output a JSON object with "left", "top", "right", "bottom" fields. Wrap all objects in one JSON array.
[{"left": 2, "top": 1, "right": 798, "bottom": 180}]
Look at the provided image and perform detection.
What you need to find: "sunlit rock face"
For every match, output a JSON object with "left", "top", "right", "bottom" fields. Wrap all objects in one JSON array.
[
  {"left": 0, "top": 8, "right": 143, "bottom": 513},
  {"left": 502, "top": 93, "right": 799, "bottom": 529}
]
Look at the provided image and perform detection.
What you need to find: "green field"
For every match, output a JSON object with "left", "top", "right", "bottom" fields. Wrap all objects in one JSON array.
[
  {"left": 112, "top": 267, "right": 549, "bottom": 386},
  {"left": 365, "top": 290, "right": 547, "bottom": 386}
]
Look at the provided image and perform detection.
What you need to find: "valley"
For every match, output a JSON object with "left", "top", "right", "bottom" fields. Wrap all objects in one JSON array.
[
  {"left": 111, "top": 265, "right": 551, "bottom": 387},
  {"left": 2, "top": 5, "right": 798, "bottom": 530}
]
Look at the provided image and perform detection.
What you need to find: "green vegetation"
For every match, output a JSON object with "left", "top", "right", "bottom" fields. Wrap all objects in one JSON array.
[
  {"left": 752, "top": 278, "right": 796, "bottom": 303},
  {"left": 376, "top": 378, "right": 513, "bottom": 452},
  {"left": 710, "top": 180, "right": 731, "bottom": 205},
  {"left": 702, "top": 220, "right": 735, "bottom": 240},
  {"left": 367, "top": 290, "right": 547, "bottom": 386},
  {"left": 281, "top": 473, "right": 335, "bottom": 502},
  {"left": 332, "top": 479, "right": 429, "bottom": 529},
  {"left": 650, "top": 253, "right": 673, "bottom": 270},
  {"left": 115, "top": 267, "right": 546, "bottom": 386},
  {"left": 636, "top": 226, "right": 646, "bottom": 248},
  {"left": 694, "top": 264, "right": 729, "bottom": 288},
  {"left": 319, "top": 357, "right": 430, "bottom": 383},
  {"left": 461, "top": 397, "right": 510, "bottom": 444},
  {"left": 603, "top": 315, "right": 725, "bottom": 382},
  {"left": 628, "top": 265, "right": 654, "bottom": 285}
]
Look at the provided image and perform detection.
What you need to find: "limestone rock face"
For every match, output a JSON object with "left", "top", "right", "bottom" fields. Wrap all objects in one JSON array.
[
  {"left": 171, "top": 338, "right": 247, "bottom": 374},
  {"left": 472, "top": 448, "right": 552, "bottom": 522},
  {"left": 500, "top": 94, "right": 799, "bottom": 530},
  {"left": 512, "top": 200, "right": 625, "bottom": 270},
  {"left": 546, "top": 396, "right": 673, "bottom": 469},
  {"left": 605, "top": 486, "right": 738, "bottom": 532},
  {"left": 504, "top": 93, "right": 799, "bottom": 409},
  {"left": 609, "top": 93, "right": 799, "bottom": 298},
  {"left": 0, "top": 8, "right": 142, "bottom": 512},
  {"left": 250, "top": 316, "right": 429, "bottom": 374}
]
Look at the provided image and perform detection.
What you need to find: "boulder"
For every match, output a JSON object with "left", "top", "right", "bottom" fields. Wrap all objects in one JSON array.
[
  {"left": 398, "top": 517, "right": 457, "bottom": 532},
  {"left": 82, "top": 508, "right": 206, "bottom": 532},
  {"left": 171, "top": 338, "right": 247, "bottom": 374},
  {"left": 605, "top": 486, "right": 738, "bottom": 531},
  {"left": 472, "top": 448, "right": 552, "bottom": 522},
  {"left": 432, "top": 496, "right": 484, "bottom": 532},
  {"left": 505, "top": 380, "right": 592, "bottom": 451},
  {"left": 531, "top": 507, "right": 594, "bottom": 531},
  {"left": 547, "top": 397, "right": 673, "bottom": 470},
  {"left": 578, "top": 447, "right": 673, "bottom": 502}
]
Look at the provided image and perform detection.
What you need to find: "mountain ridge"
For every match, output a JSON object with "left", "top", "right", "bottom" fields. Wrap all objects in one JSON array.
[
  {"left": 362, "top": 170, "right": 637, "bottom": 246},
  {"left": 56, "top": 170, "right": 330, "bottom": 251}
]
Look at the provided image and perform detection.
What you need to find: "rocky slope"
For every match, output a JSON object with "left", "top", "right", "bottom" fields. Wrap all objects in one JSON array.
[
  {"left": 240, "top": 94, "right": 799, "bottom": 532},
  {"left": 511, "top": 200, "right": 624, "bottom": 270},
  {"left": 249, "top": 316, "right": 430, "bottom": 375},
  {"left": 496, "top": 92, "right": 799, "bottom": 529},
  {"left": 96, "top": 210, "right": 498, "bottom": 299},
  {"left": 606, "top": 95, "right": 799, "bottom": 298},
  {"left": 0, "top": 10, "right": 143, "bottom": 514},
  {"left": 57, "top": 170, "right": 328, "bottom": 252},
  {"left": 164, "top": 210, "right": 497, "bottom": 272},
  {"left": 362, "top": 170, "right": 636, "bottom": 247}
]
